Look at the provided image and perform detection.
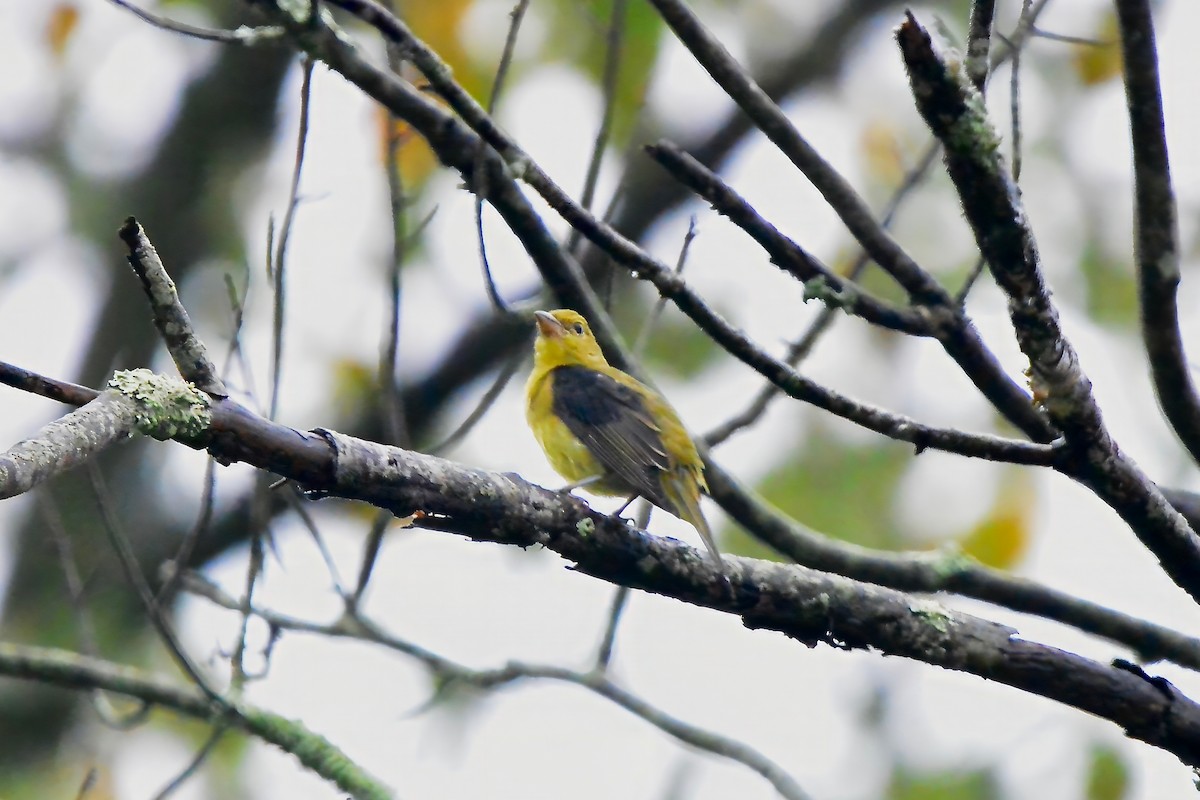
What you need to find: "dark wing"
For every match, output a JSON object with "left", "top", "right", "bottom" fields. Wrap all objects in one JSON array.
[{"left": 550, "top": 365, "right": 672, "bottom": 507}]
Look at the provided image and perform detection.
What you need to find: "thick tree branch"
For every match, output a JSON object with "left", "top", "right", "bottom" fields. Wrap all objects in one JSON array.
[
  {"left": 7, "top": 363, "right": 1200, "bottom": 756},
  {"left": 148, "top": 424, "right": 1200, "bottom": 766},
  {"left": 0, "top": 390, "right": 139, "bottom": 500},
  {"left": 1115, "top": 0, "right": 1200, "bottom": 466},
  {"left": 703, "top": 461, "right": 1200, "bottom": 669},
  {"left": 896, "top": 12, "right": 1200, "bottom": 603}
]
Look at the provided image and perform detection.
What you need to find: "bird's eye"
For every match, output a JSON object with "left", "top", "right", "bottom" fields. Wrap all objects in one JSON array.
[{"left": 573, "top": 322, "right": 585, "bottom": 335}]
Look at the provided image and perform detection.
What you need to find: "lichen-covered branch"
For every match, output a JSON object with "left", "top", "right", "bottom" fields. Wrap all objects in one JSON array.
[
  {"left": 0, "top": 643, "right": 393, "bottom": 800},
  {"left": 6, "top": 362, "right": 1200, "bottom": 762},
  {"left": 896, "top": 12, "right": 1200, "bottom": 602},
  {"left": 0, "top": 371, "right": 209, "bottom": 500},
  {"left": 0, "top": 390, "right": 138, "bottom": 500}
]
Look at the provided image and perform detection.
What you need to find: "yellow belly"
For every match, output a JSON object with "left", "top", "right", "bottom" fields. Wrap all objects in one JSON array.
[{"left": 526, "top": 368, "right": 626, "bottom": 496}]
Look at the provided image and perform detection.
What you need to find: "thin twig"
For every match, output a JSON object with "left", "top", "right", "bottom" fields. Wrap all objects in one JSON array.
[
  {"left": 157, "top": 456, "right": 219, "bottom": 603},
  {"left": 594, "top": 503, "right": 651, "bottom": 671},
  {"left": 1115, "top": 0, "right": 1200, "bottom": 467},
  {"left": 428, "top": 348, "right": 528, "bottom": 455},
  {"left": 284, "top": 484, "right": 349, "bottom": 597},
  {"left": 566, "top": 0, "right": 628, "bottom": 257},
  {"left": 633, "top": 217, "right": 697, "bottom": 356},
  {"left": 85, "top": 466, "right": 229, "bottom": 708},
  {"left": 472, "top": 0, "right": 531, "bottom": 314},
  {"left": 268, "top": 57, "right": 315, "bottom": 421},
  {"left": 105, "top": 0, "right": 276, "bottom": 45},
  {"left": 379, "top": 7, "right": 411, "bottom": 448},
  {"left": 231, "top": 492, "right": 269, "bottom": 690},
  {"left": 351, "top": 510, "right": 391, "bottom": 608},
  {"left": 39, "top": 493, "right": 152, "bottom": 729},
  {"left": 150, "top": 723, "right": 229, "bottom": 800},
  {"left": 965, "top": 0, "right": 996, "bottom": 90}
]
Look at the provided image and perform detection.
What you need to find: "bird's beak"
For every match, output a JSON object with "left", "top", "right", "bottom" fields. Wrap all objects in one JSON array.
[{"left": 534, "top": 310, "right": 565, "bottom": 339}]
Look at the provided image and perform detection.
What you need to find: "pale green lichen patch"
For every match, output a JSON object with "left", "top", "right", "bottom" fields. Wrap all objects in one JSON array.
[
  {"left": 108, "top": 369, "right": 211, "bottom": 440},
  {"left": 803, "top": 276, "right": 858, "bottom": 312},
  {"left": 908, "top": 598, "right": 955, "bottom": 633},
  {"left": 949, "top": 95, "right": 1001, "bottom": 158},
  {"left": 925, "top": 546, "right": 975, "bottom": 580},
  {"left": 575, "top": 517, "right": 595, "bottom": 537}
]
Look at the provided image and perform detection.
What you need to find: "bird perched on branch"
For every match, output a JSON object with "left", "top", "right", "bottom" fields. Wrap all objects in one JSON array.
[{"left": 525, "top": 309, "right": 724, "bottom": 571}]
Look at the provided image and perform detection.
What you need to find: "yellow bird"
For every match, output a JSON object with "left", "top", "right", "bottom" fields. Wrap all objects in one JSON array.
[{"left": 525, "top": 309, "right": 724, "bottom": 570}]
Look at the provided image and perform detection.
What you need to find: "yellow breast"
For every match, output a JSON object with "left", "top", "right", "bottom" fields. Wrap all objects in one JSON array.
[{"left": 525, "top": 367, "right": 605, "bottom": 484}]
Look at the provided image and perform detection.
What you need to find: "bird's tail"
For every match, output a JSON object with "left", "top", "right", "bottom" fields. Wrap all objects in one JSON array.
[{"left": 664, "top": 472, "right": 726, "bottom": 573}]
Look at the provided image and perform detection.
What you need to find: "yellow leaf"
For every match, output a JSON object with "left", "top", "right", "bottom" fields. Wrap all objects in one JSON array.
[
  {"left": 959, "top": 469, "right": 1035, "bottom": 570},
  {"left": 378, "top": 109, "right": 438, "bottom": 187},
  {"left": 46, "top": 3, "right": 80, "bottom": 60},
  {"left": 1072, "top": 13, "right": 1122, "bottom": 86},
  {"left": 861, "top": 120, "right": 906, "bottom": 188}
]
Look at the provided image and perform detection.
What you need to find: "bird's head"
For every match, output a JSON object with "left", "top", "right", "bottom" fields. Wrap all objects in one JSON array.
[{"left": 533, "top": 309, "right": 608, "bottom": 368}]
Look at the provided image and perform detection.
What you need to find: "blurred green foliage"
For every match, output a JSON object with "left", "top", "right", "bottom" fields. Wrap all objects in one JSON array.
[
  {"left": 727, "top": 423, "right": 912, "bottom": 558},
  {"left": 1085, "top": 744, "right": 1131, "bottom": 800},
  {"left": 888, "top": 767, "right": 1002, "bottom": 800}
]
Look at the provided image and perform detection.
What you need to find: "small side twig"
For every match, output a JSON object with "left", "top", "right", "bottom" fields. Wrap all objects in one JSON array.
[
  {"left": 118, "top": 218, "right": 226, "bottom": 397},
  {"left": 646, "top": 141, "right": 931, "bottom": 336},
  {"left": 471, "top": 0, "right": 531, "bottom": 315},
  {"left": 965, "top": 0, "right": 996, "bottom": 90},
  {"left": 566, "top": 0, "right": 628, "bottom": 258},
  {"left": 150, "top": 723, "right": 229, "bottom": 800},
  {"left": 105, "top": 0, "right": 279, "bottom": 45},
  {"left": 267, "top": 57, "right": 315, "bottom": 421}
]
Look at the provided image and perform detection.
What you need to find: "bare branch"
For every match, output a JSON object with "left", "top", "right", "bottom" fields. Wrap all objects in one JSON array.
[
  {"left": 646, "top": 141, "right": 931, "bottom": 336},
  {"left": 150, "top": 724, "right": 228, "bottom": 800},
  {"left": 705, "top": 142, "right": 942, "bottom": 447},
  {"left": 566, "top": 0, "right": 628, "bottom": 258},
  {"left": 119, "top": 218, "right": 227, "bottom": 397},
  {"left": 268, "top": 58, "right": 314, "bottom": 420},
  {"left": 0, "top": 360, "right": 99, "bottom": 406},
  {"left": 105, "top": 0, "right": 277, "bottom": 45},
  {"left": 1115, "top": 0, "right": 1200, "bottom": 466},
  {"left": 472, "top": 0, "right": 531, "bottom": 314},
  {"left": 172, "top": 420, "right": 1200, "bottom": 767},
  {"left": 965, "top": 0, "right": 996, "bottom": 90}
]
